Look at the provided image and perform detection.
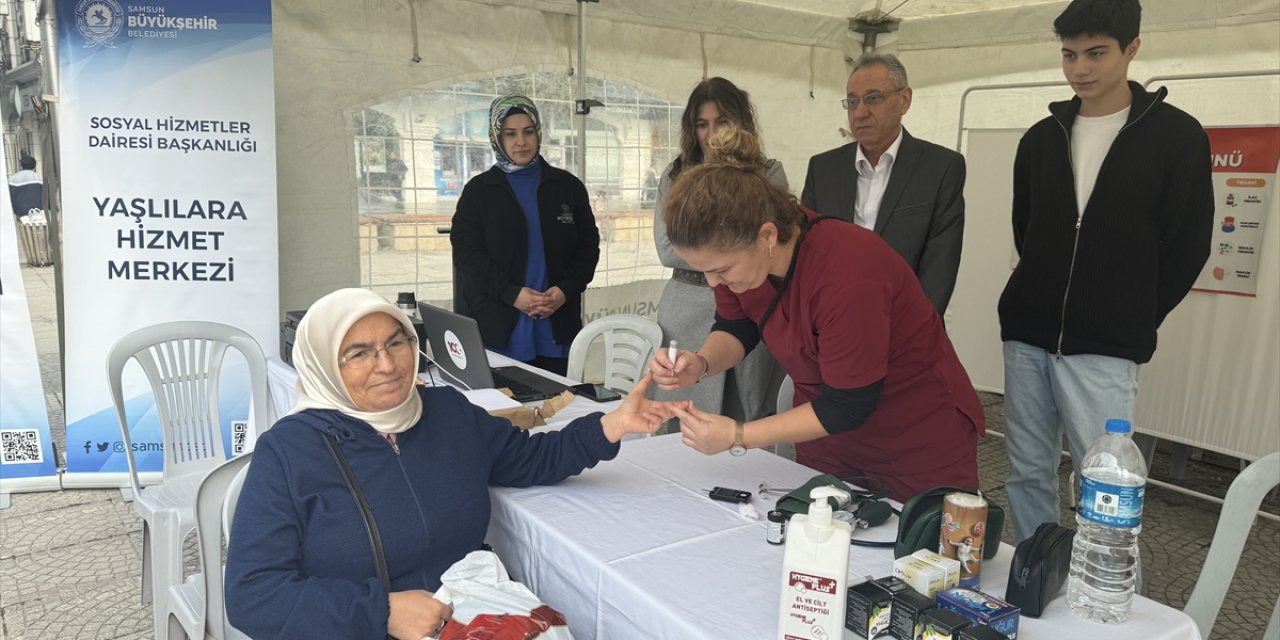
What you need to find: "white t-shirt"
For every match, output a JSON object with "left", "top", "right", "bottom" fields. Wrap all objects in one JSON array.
[{"left": 1070, "top": 107, "right": 1129, "bottom": 219}]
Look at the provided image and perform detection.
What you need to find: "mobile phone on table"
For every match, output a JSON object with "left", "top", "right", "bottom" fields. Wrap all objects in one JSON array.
[
  {"left": 708, "top": 486, "right": 752, "bottom": 504},
  {"left": 569, "top": 383, "right": 623, "bottom": 403}
]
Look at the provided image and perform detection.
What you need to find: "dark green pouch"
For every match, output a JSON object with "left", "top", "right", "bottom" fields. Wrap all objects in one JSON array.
[
  {"left": 774, "top": 474, "right": 857, "bottom": 516},
  {"left": 894, "top": 486, "right": 1005, "bottom": 560}
]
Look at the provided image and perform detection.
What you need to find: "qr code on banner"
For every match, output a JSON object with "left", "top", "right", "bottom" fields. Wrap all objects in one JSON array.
[
  {"left": 232, "top": 421, "right": 248, "bottom": 455},
  {"left": 1, "top": 429, "right": 44, "bottom": 464}
]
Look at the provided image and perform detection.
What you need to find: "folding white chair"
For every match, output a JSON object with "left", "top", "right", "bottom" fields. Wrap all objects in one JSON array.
[
  {"left": 1183, "top": 451, "right": 1280, "bottom": 639},
  {"left": 107, "top": 321, "right": 271, "bottom": 640},
  {"left": 167, "top": 452, "right": 254, "bottom": 640},
  {"left": 566, "top": 314, "right": 662, "bottom": 393}
]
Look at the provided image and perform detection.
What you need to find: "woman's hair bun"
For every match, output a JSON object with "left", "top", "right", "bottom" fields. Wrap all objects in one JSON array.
[{"left": 704, "top": 125, "right": 765, "bottom": 169}]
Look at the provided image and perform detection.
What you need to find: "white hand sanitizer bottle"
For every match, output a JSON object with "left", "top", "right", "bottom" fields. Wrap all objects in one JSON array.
[{"left": 778, "top": 486, "right": 853, "bottom": 640}]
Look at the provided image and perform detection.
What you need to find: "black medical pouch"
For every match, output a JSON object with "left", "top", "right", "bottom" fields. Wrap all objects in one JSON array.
[{"left": 1004, "top": 521, "right": 1075, "bottom": 618}]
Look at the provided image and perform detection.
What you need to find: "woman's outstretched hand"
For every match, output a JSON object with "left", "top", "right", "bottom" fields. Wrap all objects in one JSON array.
[{"left": 600, "top": 374, "right": 679, "bottom": 442}]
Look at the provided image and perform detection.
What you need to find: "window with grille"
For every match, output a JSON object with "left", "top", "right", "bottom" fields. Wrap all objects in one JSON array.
[{"left": 352, "top": 71, "right": 680, "bottom": 313}]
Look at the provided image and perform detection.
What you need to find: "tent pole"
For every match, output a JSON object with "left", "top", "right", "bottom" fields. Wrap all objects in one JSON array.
[
  {"left": 36, "top": 0, "right": 66, "bottom": 395},
  {"left": 575, "top": 1, "right": 589, "bottom": 179}
]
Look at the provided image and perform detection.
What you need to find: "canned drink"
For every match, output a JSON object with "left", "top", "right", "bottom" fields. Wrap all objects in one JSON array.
[{"left": 939, "top": 492, "right": 988, "bottom": 588}]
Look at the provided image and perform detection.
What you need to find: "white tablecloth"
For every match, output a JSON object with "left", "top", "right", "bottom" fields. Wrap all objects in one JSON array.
[
  {"left": 265, "top": 356, "right": 1196, "bottom": 639},
  {"left": 486, "top": 434, "right": 1201, "bottom": 640}
]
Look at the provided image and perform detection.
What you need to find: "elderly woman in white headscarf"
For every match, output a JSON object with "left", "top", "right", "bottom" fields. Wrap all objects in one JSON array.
[{"left": 226, "top": 288, "right": 671, "bottom": 640}]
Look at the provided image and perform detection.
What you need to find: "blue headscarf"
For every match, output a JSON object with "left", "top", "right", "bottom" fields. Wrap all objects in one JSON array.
[{"left": 489, "top": 94, "right": 541, "bottom": 172}]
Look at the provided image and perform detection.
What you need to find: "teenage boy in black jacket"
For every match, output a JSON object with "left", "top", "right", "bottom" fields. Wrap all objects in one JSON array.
[{"left": 998, "top": 0, "right": 1213, "bottom": 542}]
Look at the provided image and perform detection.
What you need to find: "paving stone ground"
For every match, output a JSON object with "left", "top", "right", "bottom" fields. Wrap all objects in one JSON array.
[{"left": 2, "top": 262, "right": 1276, "bottom": 639}]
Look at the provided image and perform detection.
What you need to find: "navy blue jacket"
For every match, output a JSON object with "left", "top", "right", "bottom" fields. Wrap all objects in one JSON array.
[{"left": 225, "top": 385, "right": 618, "bottom": 639}]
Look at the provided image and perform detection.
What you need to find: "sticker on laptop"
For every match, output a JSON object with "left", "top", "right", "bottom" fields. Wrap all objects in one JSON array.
[{"left": 444, "top": 330, "right": 468, "bottom": 369}]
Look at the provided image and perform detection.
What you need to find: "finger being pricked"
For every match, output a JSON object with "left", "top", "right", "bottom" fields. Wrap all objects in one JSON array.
[{"left": 670, "top": 403, "right": 712, "bottom": 425}]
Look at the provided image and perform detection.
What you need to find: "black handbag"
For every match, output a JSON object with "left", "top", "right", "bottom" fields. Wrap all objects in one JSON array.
[
  {"left": 893, "top": 486, "right": 1005, "bottom": 560},
  {"left": 1004, "top": 521, "right": 1076, "bottom": 618}
]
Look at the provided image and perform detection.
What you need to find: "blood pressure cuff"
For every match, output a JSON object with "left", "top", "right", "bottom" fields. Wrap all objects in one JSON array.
[
  {"left": 774, "top": 474, "right": 894, "bottom": 529},
  {"left": 774, "top": 474, "right": 855, "bottom": 516}
]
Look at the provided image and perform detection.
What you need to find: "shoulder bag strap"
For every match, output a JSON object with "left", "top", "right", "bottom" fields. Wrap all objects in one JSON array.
[{"left": 322, "top": 434, "right": 391, "bottom": 592}]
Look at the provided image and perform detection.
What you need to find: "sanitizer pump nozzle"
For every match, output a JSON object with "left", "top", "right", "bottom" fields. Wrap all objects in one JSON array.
[{"left": 807, "top": 486, "right": 849, "bottom": 533}]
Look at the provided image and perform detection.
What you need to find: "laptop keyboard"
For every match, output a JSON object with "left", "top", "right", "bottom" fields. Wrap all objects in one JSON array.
[{"left": 491, "top": 369, "right": 553, "bottom": 400}]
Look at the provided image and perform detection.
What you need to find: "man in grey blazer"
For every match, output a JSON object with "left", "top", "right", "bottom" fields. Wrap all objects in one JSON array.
[{"left": 801, "top": 53, "right": 966, "bottom": 315}]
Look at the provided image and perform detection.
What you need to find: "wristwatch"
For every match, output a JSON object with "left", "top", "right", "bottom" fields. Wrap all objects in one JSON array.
[{"left": 729, "top": 420, "right": 747, "bottom": 457}]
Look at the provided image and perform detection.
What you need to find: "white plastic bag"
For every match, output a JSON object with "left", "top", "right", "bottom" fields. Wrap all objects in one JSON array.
[{"left": 437, "top": 550, "right": 573, "bottom": 640}]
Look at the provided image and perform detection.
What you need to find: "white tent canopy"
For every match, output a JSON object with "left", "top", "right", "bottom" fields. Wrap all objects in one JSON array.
[{"left": 274, "top": 0, "right": 1278, "bottom": 309}]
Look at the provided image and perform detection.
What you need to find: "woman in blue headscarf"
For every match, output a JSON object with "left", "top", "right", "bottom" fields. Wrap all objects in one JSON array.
[{"left": 450, "top": 95, "right": 600, "bottom": 376}]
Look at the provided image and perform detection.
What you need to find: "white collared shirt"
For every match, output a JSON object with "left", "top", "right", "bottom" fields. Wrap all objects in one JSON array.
[{"left": 853, "top": 128, "right": 905, "bottom": 231}]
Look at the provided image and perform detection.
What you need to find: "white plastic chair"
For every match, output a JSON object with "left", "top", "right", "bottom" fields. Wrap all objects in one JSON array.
[
  {"left": 566, "top": 314, "right": 662, "bottom": 393},
  {"left": 1183, "top": 451, "right": 1280, "bottom": 639},
  {"left": 167, "top": 452, "right": 254, "bottom": 640},
  {"left": 772, "top": 376, "right": 796, "bottom": 461},
  {"left": 107, "top": 321, "right": 271, "bottom": 640}
]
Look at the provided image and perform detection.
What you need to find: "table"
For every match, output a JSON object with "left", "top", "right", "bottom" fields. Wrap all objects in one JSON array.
[{"left": 485, "top": 434, "right": 1201, "bottom": 640}]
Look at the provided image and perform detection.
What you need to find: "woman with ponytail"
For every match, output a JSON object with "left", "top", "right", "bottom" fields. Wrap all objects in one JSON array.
[{"left": 650, "top": 126, "right": 984, "bottom": 501}]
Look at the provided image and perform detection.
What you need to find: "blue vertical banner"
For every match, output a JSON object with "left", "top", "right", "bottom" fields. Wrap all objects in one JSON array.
[
  {"left": 58, "top": 0, "right": 278, "bottom": 487},
  {"left": 0, "top": 144, "right": 61, "bottom": 502}
]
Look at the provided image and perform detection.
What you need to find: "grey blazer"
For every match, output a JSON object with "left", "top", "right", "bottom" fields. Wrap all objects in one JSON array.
[{"left": 800, "top": 129, "right": 966, "bottom": 314}]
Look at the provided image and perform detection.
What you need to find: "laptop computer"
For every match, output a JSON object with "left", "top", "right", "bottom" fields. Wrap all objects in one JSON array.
[{"left": 417, "top": 301, "right": 569, "bottom": 402}]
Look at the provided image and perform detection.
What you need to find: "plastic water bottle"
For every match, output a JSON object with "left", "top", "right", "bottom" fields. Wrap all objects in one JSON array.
[{"left": 1067, "top": 418, "right": 1147, "bottom": 623}]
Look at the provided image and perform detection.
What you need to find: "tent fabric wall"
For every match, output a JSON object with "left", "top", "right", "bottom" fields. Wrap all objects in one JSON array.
[{"left": 897, "top": 6, "right": 1280, "bottom": 152}]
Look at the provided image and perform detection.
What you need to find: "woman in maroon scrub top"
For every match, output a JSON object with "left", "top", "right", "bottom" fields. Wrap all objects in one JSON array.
[{"left": 651, "top": 127, "right": 983, "bottom": 501}]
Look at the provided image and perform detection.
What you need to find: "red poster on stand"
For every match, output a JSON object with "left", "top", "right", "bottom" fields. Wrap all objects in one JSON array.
[{"left": 1193, "top": 126, "right": 1280, "bottom": 296}]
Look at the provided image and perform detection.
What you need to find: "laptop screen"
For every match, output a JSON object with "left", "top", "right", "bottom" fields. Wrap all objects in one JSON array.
[
  {"left": 416, "top": 302, "right": 571, "bottom": 402},
  {"left": 416, "top": 302, "right": 496, "bottom": 391}
]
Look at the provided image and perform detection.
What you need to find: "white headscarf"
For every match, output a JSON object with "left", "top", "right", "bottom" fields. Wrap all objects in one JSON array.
[{"left": 291, "top": 288, "right": 423, "bottom": 434}]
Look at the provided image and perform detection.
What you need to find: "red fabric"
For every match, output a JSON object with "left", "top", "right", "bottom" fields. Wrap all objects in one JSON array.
[
  {"left": 715, "top": 212, "right": 984, "bottom": 501},
  {"left": 438, "top": 614, "right": 551, "bottom": 640},
  {"left": 436, "top": 604, "right": 569, "bottom": 640}
]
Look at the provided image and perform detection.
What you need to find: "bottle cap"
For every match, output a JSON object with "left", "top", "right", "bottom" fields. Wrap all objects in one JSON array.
[
  {"left": 396, "top": 291, "right": 417, "bottom": 307},
  {"left": 1105, "top": 418, "right": 1132, "bottom": 434}
]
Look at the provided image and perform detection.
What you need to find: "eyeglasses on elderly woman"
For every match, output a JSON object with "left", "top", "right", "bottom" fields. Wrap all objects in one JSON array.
[{"left": 338, "top": 331, "right": 415, "bottom": 369}]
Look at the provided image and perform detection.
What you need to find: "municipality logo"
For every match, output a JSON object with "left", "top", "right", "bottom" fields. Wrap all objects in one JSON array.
[{"left": 76, "top": 0, "right": 124, "bottom": 48}]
